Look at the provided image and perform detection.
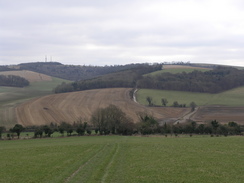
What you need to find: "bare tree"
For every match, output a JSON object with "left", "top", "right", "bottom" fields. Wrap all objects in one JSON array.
[
  {"left": 146, "top": 96, "right": 153, "bottom": 106},
  {"left": 161, "top": 98, "right": 168, "bottom": 106}
]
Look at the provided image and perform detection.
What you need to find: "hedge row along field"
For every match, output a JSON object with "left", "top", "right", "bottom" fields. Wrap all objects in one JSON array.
[{"left": 0, "top": 136, "right": 243, "bottom": 183}]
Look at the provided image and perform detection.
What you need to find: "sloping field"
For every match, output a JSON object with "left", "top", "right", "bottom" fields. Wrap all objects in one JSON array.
[
  {"left": 137, "top": 87, "right": 244, "bottom": 106},
  {"left": 163, "top": 65, "right": 210, "bottom": 70},
  {"left": 192, "top": 106, "right": 244, "bottom": 124},
  {"left": 137, "top": 88, "right": 244, "bottom": 124},
  {"left": 0, "top": 70, "right": 52, "bottom": 82},
  {"left": 147, "top": 65, "right": 211, "bottom": 76},
  {"left": 0, "top": 74, "right": 70, "bottom": 128},
  {"left": 16, "top": 88, "right": 189, "bottom": 126}
]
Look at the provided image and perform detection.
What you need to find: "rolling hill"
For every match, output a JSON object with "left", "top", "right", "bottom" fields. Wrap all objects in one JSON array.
[
  {"left": 1, "top": 62, "right": 244, "bottom": 128},
  {"left": 0, "top": 70, "right": 70, "bottom": 128},
  {"left": 16, "top": 88, "right": 189, "bottom": 126}
]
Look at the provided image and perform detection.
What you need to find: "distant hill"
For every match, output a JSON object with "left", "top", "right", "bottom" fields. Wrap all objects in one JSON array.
[
  {"left": 54, "top": 63, "right": 162, "bottom": 93},
  {"left": 137, "top": 66, "right": 244, "bottom": 93},
  {"left": 18, "top": 62, "right": 159, "bottom": 81},
  {"left": 0, "top": 70, "right": 52, "bottom": 82}
]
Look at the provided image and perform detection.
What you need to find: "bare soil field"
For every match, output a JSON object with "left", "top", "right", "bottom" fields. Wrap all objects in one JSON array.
[
  {"left": 16, "top": 88, "right": 189, "bottom": 126},
  {"left": 191, "top": 106, "right": 244, "bottom": 124},
  {"left": 0, "top": 70, "right": 52, "bottom": 82}
]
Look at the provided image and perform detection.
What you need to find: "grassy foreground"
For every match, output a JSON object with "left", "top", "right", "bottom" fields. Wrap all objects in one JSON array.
[
  {"left": 137, "top": 87, "right": 244, "bottom": 106},
  {"left": 0, "top": 136, "right": 243, "bottom": 183}
]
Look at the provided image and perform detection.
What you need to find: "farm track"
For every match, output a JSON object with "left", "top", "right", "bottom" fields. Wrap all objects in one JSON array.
[
  {"left": 101, "top": 143, "right": 119, "bottom": 183},
  {"left": 65, "top": 144, "right": 108, "bottom": 183},
  {"left": 16, "top": 88, "right": 189, "bottom": 126},
  {"left": 65, "top": 140, "right": 121, "bottom": 183}
]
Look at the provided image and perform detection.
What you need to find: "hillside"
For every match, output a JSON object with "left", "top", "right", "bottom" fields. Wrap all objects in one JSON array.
[
  {"left": 16, "top": 88, "right": 189, "bottom": 126},
  {"left": 137, "top": 87, "right": 244, "bottom": 124},
  {"left": 54, "top": 63, "right": 162, "bottom": 93},
  {"left": 137, "top": 87, "right": 244, "bottom": 107},
  {"left": 2, "top": 62, "right": 244, "bottom": 128},
  {"left": 138, "top": 66, "right": 244, "bottom": 93},
  {"left": 0, "top": 70, "right": 70, "bottom": 128},
  {"left": 146, "top": 65, "right": 212, "bottom": 75},
  {"left": 0, "top": 70, "right": 52, "bottom": 82},
  {"left": 18, "top": 62, "right": 160, "bottom": 81}
]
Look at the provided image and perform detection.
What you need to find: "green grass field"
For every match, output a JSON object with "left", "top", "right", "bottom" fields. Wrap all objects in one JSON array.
[
  {"left": 137, "top": 87, "right": 244, "bottom": 106},
  {"left": 0, "top": 77, "right": 70, "bottom": 128},
  {"left": 146, "top": 67, "right": 211, "bottom": 76},
  {"left": 0, "top": 136, "right": 243, "bottom": 183}
]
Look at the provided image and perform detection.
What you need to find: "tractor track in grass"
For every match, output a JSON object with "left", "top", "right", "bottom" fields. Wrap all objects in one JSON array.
[
  {"left": 101, "top": 143, "right": 119, "bottom": 183},
  {"left": 64, "top": 144, "right": 109, "bottom": 183}
]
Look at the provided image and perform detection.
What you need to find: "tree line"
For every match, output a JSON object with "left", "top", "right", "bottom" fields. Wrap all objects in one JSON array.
[
  {"left": 146, "top": 96, "right": 197, "bottom": 110},
  {"left": 137, "top": 66, "right": 244, "bottom": 93},
  {"left": 19, "top": 62, "right": 161, "bottom": 81},
  {"left": 1, "top": 105, "right": 243, "bottom": 140},
  {"left": 0, "top": 75, "right": 29, "bottom": 87},
  {"left": 54, "top": 65, "right": 244, "bottom": 94}
]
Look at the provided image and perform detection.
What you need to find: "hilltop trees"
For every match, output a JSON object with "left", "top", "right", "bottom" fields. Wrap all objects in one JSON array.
[
  {"left": 54, "top": 64, "right": 162, "bottom": 93},
  {"left": 137, "top": 66, "right": 244, "bottom": 93}
]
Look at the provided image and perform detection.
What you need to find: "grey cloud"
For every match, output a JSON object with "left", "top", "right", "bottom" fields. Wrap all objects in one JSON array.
[{"left": 1, "top": 0, "right": 244, "bottom": 66}]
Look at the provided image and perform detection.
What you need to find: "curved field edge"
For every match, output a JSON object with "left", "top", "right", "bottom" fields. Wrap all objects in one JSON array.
[
  {"left": 0, "top": 70, "right": 52, "bottom": 82},
  {"left": 137, "top": 88, "right": 244, "bottom": 124},
  {"left": 146, "top": 65, "right": 211, "bottom": 76},
  {"left": 0, "top": 136, "right": 243, "bottom": 183},
  {"left": 136, "top": 87, "right": 244, "bottom": 107},
  {"left": 0, "top": 76, "right": 71, "bottom": 128},
  {"left": 16, "top": 88, "right": 189, "bottom": 126}
]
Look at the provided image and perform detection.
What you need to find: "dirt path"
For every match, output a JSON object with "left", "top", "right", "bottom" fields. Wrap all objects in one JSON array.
[{"left": 174, "top": 107, "right": 199, "bottom": 124}]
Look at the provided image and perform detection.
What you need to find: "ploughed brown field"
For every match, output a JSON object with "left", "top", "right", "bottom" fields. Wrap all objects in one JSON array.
[
  {"left": 16, "top": 88, "right": 190, "bottom": 126},
  {"left": 192, "top": 106, "right": 244, "bottom": 124},
  {"left": 16, "top": 87, "right": 244, "bottom": 126}
]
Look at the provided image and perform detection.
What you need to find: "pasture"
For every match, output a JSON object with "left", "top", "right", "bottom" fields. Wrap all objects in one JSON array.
[
  {"left": 137, "top": 88, "right": 244, "bottom": 123},
  {"left": 137, "top": 87, "right": 244, "bottom": 107},
  {"left": 146, "top": 65, "right": 211, "bottom": 76},
  {"left": 0, "top": 136, "right": 243, "bottom": 183}
]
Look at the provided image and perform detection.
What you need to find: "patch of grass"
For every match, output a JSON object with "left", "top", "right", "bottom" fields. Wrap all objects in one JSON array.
[
  {"left": 0, "top": 136, "right": 243, "bottom": 183},
  {"left": 137, "top": 87, "right": 244, "bottom": 106}
]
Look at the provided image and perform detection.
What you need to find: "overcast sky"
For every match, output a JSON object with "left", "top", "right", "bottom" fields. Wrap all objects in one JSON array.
[{"left": 1, "top": 0, "right": 244, "bottom": 66}]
